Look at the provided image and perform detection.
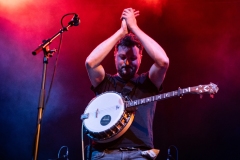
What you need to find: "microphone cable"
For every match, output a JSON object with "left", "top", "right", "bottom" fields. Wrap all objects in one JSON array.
[{"left": 44, "top": 13, "right": 79, "bottom": 109}]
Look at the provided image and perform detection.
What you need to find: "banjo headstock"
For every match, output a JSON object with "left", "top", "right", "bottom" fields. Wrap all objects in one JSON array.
[{"left": 190, "top": 82, "right": 219, "bottom": 98}]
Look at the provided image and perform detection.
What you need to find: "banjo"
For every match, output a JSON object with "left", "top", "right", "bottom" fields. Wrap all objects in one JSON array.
[{"left": 81, "top": 82, "right": 219, "bottom": 143}]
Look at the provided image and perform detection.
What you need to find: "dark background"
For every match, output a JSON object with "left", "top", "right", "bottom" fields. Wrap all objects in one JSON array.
[{"left": 1, "top": 0, "right": 240, "bottom": 159}]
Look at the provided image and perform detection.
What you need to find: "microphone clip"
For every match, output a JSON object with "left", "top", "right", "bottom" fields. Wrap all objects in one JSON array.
[{"left": 68, "top": 14, "right": 80, "bottom": 26}]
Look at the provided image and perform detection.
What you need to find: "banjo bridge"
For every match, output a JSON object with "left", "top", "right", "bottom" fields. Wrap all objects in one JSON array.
[{"left": 96, "top": 109, "right": 99, "bottom": 118}]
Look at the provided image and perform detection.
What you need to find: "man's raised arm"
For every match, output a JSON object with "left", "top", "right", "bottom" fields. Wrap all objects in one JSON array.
[
  {"left": 122, "top": 8, "right": 169, "bottom": 88},
  {"left": 85, "top": 20, "right": 128, "bottom": 87}
]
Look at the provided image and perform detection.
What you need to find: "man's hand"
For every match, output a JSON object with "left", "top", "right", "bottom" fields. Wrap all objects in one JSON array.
[
  {"left": 121, "top": 8, "right": 140, "bottom": 31},
  {"left": 120, "top": 18, "right": 128, "bottom": 35}
]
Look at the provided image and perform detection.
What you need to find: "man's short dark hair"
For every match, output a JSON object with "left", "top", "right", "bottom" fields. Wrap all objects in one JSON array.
[{"left": 114, "top": 33, "right": 143, "bottom": 55}]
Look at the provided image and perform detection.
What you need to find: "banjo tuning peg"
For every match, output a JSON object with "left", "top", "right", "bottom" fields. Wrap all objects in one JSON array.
[{"left": 210, "top": 94, "right": 214, "bottom": 98}]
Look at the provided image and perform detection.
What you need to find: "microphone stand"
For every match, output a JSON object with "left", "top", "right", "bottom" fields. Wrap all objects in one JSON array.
[{"left": 32, "top": 16, "right": 79, "bottom": 160}]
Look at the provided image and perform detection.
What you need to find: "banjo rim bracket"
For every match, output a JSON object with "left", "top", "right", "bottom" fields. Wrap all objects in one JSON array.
[{"left": 80, "top": 113, "right": 89, "bottom": 120}]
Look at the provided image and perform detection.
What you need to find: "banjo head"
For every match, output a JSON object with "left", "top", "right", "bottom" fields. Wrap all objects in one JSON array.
[{"left": 83, "top": 92, "right": 125, "bottom": 133}]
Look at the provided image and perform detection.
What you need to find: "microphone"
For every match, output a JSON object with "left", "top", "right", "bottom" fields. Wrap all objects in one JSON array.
[
  {"left": 63, "top": 147, "right": 69, "bottom": 160},
  {"left": 65, "top": 149, "right": 69, "bottom": 160},
  {"left": 167, "top": 145, "right": 178, "bottom": 160},
  {"left": 69, "top": 14, "right": 80, "bottom": 26},
  {"left": 167, "top": 148, "right": 171, "bottom": 160}
]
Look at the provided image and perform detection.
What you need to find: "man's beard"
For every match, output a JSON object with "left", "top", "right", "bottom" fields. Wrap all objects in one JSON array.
[{"left": 117, "top": 65, "right": 137, "bottom": 80}]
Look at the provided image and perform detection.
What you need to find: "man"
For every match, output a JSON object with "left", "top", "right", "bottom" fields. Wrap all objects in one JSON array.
[{"left": 85, "top": 8, "right": 169, "bottom": 159}]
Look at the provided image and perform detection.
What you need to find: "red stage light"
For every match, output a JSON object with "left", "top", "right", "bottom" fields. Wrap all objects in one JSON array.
[{"left": 0, "top": 0, "right": 31, "bottom": 9}]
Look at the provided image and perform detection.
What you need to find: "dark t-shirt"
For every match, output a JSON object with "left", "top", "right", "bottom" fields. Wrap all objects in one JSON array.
[{"left": 90, "top": 72, "right": 160, "bottom": 149}]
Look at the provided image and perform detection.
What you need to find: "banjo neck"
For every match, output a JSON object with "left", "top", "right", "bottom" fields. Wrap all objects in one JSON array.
[{"left": 125, "top": 82, "right": 219, "bottom": 108}]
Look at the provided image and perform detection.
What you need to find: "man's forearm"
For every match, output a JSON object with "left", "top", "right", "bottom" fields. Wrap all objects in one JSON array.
[
  {"left": 130, "top": 26, "right": 169, "bottom": 68},
  {"left": 85, "top": 29, "right": 125, "bottom": 69}
]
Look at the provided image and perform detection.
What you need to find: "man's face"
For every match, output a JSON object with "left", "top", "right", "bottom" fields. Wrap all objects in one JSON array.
[{"left": 115, "top": 45, "right": 142, "bottom": 80}]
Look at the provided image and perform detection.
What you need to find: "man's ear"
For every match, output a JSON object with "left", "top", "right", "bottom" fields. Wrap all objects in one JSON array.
[
  {"left": 138, "top": 55, "right": 142, "bottom": 64},
  {"left": 114, "top": 49, "right": 118, "bottom": 56}
]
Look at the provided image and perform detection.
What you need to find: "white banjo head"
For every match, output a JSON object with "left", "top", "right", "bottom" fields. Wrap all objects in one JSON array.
[{"left": 83, "top": 92, "right": 125, "bottom": 133}]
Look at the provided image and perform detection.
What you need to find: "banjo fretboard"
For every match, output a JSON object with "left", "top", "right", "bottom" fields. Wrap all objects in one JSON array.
[{"left": 126, "top": 83, "right": 218, "bottom": 108}]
